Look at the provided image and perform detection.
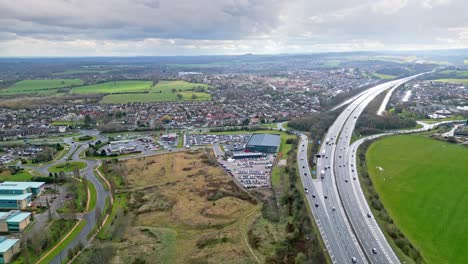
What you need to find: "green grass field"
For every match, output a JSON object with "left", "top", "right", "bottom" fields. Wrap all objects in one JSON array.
[
  {"left": 48, "top": 161, "right": 87, "bottom": 173},
  {"left": 0, "top": 170, "right": 32, "bottom": 182},
  {"left": 371, "top": 73, "right": 397, "bottom": 79},
  {"left": 99, "top": 80, "right": 211, "bottom": 103},
  {"left": 71, "top": 80, "right": 152, "bottom": 94},
  {"left": 433, "top": 79, "right": 468, "bottom": 85},
  {"left": 367, "top": 135, "right": 468, "bottom": 264},
  {"left": 0, "top": 79, "right": 83, "bottom": 95},
  {"left": 439, "top": 70, "right": 468, "bottom": 77},
  {"left": 151, "top": 80, "right": 209, "bottom": 93},
  {"left": 261, "top": 123, "right": 281, "bottom": 129}
]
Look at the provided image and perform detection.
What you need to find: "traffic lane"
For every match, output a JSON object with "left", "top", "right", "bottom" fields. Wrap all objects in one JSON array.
[
  {"left": 304, "top": 79, "right": 412, "bottom": 262},
  {"left": 298, "top": 138, "right": 348, "bottom": 263},
  {"left": 335, "top": 85, "right": 403, "bottom": 263},
  {"left": 315, "top": 141, "right": 366, "bottom": 262},
  {"left": 324, "top": 82, "right": 400, "bottom": 262},
  {"left": 336, "top": 148, "right": 378, "bottom": 263},
  {"left": 342, "top": 147, "right": 396, "bottom": 264},
  {"left": 310, "top": 143, "right": 366, "bottom": 264},
  {"left": 336, "top": 162, "right": 389, "bottom": 264},
  {"left": 337, "top": 125, "right": 388, "bottom": 262}
]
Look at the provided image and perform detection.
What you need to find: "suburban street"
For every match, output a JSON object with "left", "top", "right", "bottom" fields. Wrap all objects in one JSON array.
[{"left": 298, "top": 74, "right": 424, "bottom": 264}]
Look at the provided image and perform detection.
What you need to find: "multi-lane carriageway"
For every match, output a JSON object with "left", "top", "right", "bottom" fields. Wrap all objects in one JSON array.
[{"left": 297, "top": 74, "right": 424, "bottom": 264}]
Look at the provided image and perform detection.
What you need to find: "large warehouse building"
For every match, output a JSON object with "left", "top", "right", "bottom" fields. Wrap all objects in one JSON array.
[{"left": 245, "top": 134, "right": 281, "bottom": 153}]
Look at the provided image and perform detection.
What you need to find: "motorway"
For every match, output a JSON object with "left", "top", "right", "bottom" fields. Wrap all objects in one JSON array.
[{"left": 297, "top": 74, "right": 425, "bottom": 264}]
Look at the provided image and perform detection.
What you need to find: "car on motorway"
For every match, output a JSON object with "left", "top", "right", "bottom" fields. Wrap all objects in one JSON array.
[
  {"left": 312, "top": 193, "right": 316, "bottom": 198},
  {"left": 351, "top": 257, "right": 357, "bottom": 263},
  {"left": 372, "top": 248, "right": 377, "bottom": 254},
  {"left": 367, "top": 213, "right": 372, "bottom": 218},
  {"left": 314, "top": 203, "right": 319, "bottom": 207}
]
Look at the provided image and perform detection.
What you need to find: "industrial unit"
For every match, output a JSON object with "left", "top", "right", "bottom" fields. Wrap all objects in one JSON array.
[
  {"left": 245, "top": 134, "right": 281, "bottom": 153},
  {"left": 0, "top": 237, "right": 19, "bottom": 264},
  {"left": 0, "top": 182, "right": 45, "bottom": 210},
  {"left": 0, "top": 211, "right": 31, "bottom": 232},
  {"left": 108, "top": 140, "right": 137, "bottom": 154}
]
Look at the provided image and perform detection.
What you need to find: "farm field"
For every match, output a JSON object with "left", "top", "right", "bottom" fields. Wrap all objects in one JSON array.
[
  {"left": 433, "top": 78, "right": 468, "bottom": 85},
  {"left": 53, "top": 69, "right": 110, "bottom": 75},
  {"left": 438, "top": 70, "right": 468, "bottom": 77},
  {"left": 371, "top": 73, "right": 396, "bottom": 79},
  {"left": 0, "top": 79, "right": 83, "bottom": 95},
  {"left": 150, "top": 80, "right": 209, "bottom": 92},
  {"left": 366, "top": 135, "right": 468, "bottom": 264},
  {"left": 71, "top": 80, "right": 152, "bottom": 94},
  {"left": 99, "top": 80, "right": 211, "bottom": 103},
  {"left": 97, "top": 150, "right": 258, "bottom": 264}
]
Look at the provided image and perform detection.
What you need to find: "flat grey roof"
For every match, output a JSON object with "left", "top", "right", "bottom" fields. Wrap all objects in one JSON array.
[{"left": 246, "top": 134, "right": 281, "bottom": 148}]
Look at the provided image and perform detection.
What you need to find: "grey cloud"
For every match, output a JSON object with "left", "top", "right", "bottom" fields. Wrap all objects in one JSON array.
[
  {"left": 0, "top": 0, "right": 284, "bottom": 41},
  {"left": 1, "top": 0, "right": 468, "bottom": 55}
]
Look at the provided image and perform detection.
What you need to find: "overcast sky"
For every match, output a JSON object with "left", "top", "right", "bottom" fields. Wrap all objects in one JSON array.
[{"left": 0, "top": 0, "right": 467, "bottom": 56}]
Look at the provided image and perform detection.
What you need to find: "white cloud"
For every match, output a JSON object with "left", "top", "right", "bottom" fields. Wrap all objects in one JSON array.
[
  {"left": 371, "top": 0, "right": 408, "bottom": 15},
  {"left": 419, "top": 0, "right": 451, "bottom": 9}
]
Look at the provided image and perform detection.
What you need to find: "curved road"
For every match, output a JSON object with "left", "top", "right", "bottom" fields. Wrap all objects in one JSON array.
[{"left": 21, "top": 130, "right": 110, "bottom": 264}]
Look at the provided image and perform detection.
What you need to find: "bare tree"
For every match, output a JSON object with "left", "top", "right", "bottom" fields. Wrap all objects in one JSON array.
[
  {"left": 46, "top": 196, "right": 52, "bottom": 221},
  {"left": 95, "top": 206, "right": 103, "bottom": 231}
]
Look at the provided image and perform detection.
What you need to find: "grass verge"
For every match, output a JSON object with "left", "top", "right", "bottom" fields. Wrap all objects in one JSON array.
[{"left": 37, "top": 220, "right": 87, "bottom": 264}]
